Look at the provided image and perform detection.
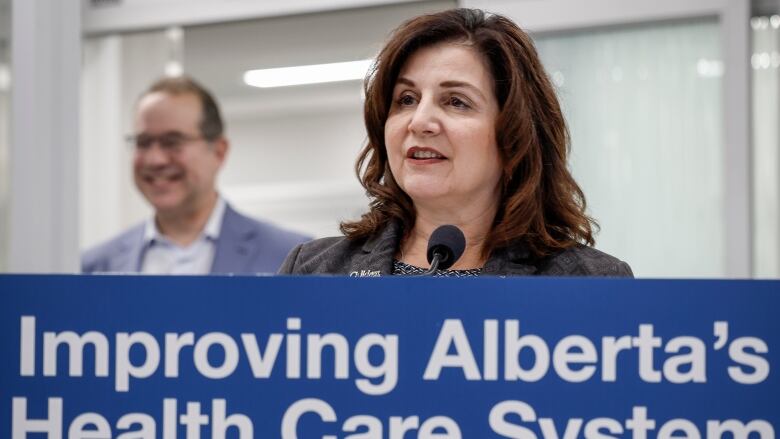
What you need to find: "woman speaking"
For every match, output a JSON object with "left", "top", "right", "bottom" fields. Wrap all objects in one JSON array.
[{"left": 280, "top": 9, "right": 632, "bottom": 277}]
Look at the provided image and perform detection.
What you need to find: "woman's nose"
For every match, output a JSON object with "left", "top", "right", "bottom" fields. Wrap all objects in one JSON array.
[{"left": 407, "top": 98, "right": 441, "bottom": 136}]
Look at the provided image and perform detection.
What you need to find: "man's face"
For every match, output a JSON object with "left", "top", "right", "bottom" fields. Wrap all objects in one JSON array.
[{"left": 132, "top": 91, "right": 227, "bottom": 218}]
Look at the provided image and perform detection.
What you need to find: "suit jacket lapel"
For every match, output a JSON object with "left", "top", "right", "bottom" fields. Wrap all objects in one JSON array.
[
  {"left": 349, "top": 221, "right": 401, "bottom": 276},
  {"left": 211, "top": 204, "right": 255, "bottom": 274},
  {"left": 109, "top": 225, "right": 146, "bottom": 273}
]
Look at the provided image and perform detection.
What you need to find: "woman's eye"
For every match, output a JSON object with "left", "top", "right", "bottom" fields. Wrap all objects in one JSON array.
[
  {"left": 449, "top": 96, "right": 470, "bottom": 109},
  {"left": 398, "top": 94, "right": 416, "bottom": 106}
]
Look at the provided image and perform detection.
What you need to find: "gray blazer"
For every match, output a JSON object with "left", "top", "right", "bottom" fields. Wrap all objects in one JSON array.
[
  {"left": 279, "top": 221, "right": 633, "bottom": 277},
  {"left": 82, "top": 204, "right": 310, "bottom": 274}
]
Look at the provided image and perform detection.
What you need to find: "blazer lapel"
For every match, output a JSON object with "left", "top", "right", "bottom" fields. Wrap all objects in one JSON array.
[
  {"left": 211, "top": 204, "right": 255, "bottom": 274},
  {"left": 349, "top": 221, "right": 402, "bottom": 276},
  {"left": 109, "top": 225, "right": 146, "bottom": 273}
]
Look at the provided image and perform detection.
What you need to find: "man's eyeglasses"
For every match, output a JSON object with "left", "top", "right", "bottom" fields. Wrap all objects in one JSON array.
[{"left": 126, "top": 132, "right": 206, "bottom": 154}]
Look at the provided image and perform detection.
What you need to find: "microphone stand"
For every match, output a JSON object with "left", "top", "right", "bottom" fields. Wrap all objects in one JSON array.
[{"left": 420, "top": 251, "right": 446, "bottom": 276}]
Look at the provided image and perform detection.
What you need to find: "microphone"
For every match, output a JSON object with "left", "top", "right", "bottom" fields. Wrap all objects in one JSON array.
[{"left": 423, "top": 225, "right": 466, "bottom": 275}]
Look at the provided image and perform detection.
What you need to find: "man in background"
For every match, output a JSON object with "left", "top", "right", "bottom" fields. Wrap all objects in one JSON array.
[{"left": 82, "top": 76, "right": 309, "bottom": 274}]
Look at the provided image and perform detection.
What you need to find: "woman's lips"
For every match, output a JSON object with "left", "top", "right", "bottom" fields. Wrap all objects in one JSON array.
[{"left": 407, "top": 146, "right": 447, "bottom": 162}]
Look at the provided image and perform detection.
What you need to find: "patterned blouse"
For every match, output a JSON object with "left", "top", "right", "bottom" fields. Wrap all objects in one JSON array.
[{"left": 392, "top": 259, "right": 483, "bottom": 277}]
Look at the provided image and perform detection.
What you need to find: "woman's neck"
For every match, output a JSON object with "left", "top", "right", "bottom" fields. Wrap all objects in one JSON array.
[{"left": 398, "top": 200, "right": 498, "bottom": 270}]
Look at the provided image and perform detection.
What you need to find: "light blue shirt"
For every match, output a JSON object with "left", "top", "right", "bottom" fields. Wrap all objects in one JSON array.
[{"left": 140, "top": 198, "right": 226, "bottom": 275}]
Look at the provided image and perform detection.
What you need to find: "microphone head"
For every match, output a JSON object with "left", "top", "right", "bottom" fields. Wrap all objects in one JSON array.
[{"left": 426, "top": 225, "right": 466, "bottom": 271}]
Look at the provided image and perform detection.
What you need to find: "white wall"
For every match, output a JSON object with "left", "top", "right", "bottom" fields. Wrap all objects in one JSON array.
[
  {"left": 80, "top": 36, "right": 124, "bottom": 251},
  {"left": 0, "top": 0, "right": 9, "bottom": 270},
  {"left": 220, "top": 107, "right": 367, "bottom": 237},
  {"left": 9, "top": 0, "right": 80, "bottom": 272},
  {"left": 0, "top": 49, "right": 8, "bottom": 271}
]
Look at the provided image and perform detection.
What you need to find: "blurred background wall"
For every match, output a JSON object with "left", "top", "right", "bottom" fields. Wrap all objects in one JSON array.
[
  {"left": 0, "top": 0, "right": 9, "bottom": 272},
  {"left": 1, "top": 0, "right": 778, "bottom": 277}
]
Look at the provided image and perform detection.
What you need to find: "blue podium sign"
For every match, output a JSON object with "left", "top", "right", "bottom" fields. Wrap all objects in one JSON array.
[{"left": 0, "top": 275, "right": 777, "bottom": 439}]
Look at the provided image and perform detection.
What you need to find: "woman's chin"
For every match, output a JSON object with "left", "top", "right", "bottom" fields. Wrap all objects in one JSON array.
[{"left": 405, "top": 188, "right": 455, "bottom": 206}]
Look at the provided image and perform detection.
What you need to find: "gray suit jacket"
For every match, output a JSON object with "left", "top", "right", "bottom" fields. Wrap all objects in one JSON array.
[
  {"left": 82, "top": 204, "right": 310, "bottom": 274},
  {"left": 279, "top": 221, "right": 633, "bottom": 277}
]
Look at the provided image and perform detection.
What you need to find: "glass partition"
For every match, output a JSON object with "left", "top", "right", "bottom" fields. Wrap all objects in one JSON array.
[
  {"left": 752, "top": 15, "right": 780, "bottom": 277},
  {"left": 535, "top": 19, "right": 724, "bottom": 277}
]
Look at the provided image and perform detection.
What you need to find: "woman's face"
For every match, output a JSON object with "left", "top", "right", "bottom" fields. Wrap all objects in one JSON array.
[{"left": 384, "top": 42, "right": 502, "bottom": 211}]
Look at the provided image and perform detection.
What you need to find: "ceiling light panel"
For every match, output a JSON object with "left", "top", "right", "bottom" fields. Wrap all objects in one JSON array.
[{"left": 244, "top": 59, "right": 373, "bottom": 88}]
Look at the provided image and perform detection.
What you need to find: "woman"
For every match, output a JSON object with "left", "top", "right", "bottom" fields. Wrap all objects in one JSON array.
[{"left": 280, "top": 8, "right": 632, "bottom": 277}]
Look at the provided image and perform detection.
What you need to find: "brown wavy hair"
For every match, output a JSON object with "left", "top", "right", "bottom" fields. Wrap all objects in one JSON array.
[{"left": 340, "top": 8, "right": 596, "bottom": 258}]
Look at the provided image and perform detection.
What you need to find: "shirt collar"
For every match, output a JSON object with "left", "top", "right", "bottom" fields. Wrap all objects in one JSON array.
[{"left": 143, "top": 196, "right": 227, "bottom": 245}]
